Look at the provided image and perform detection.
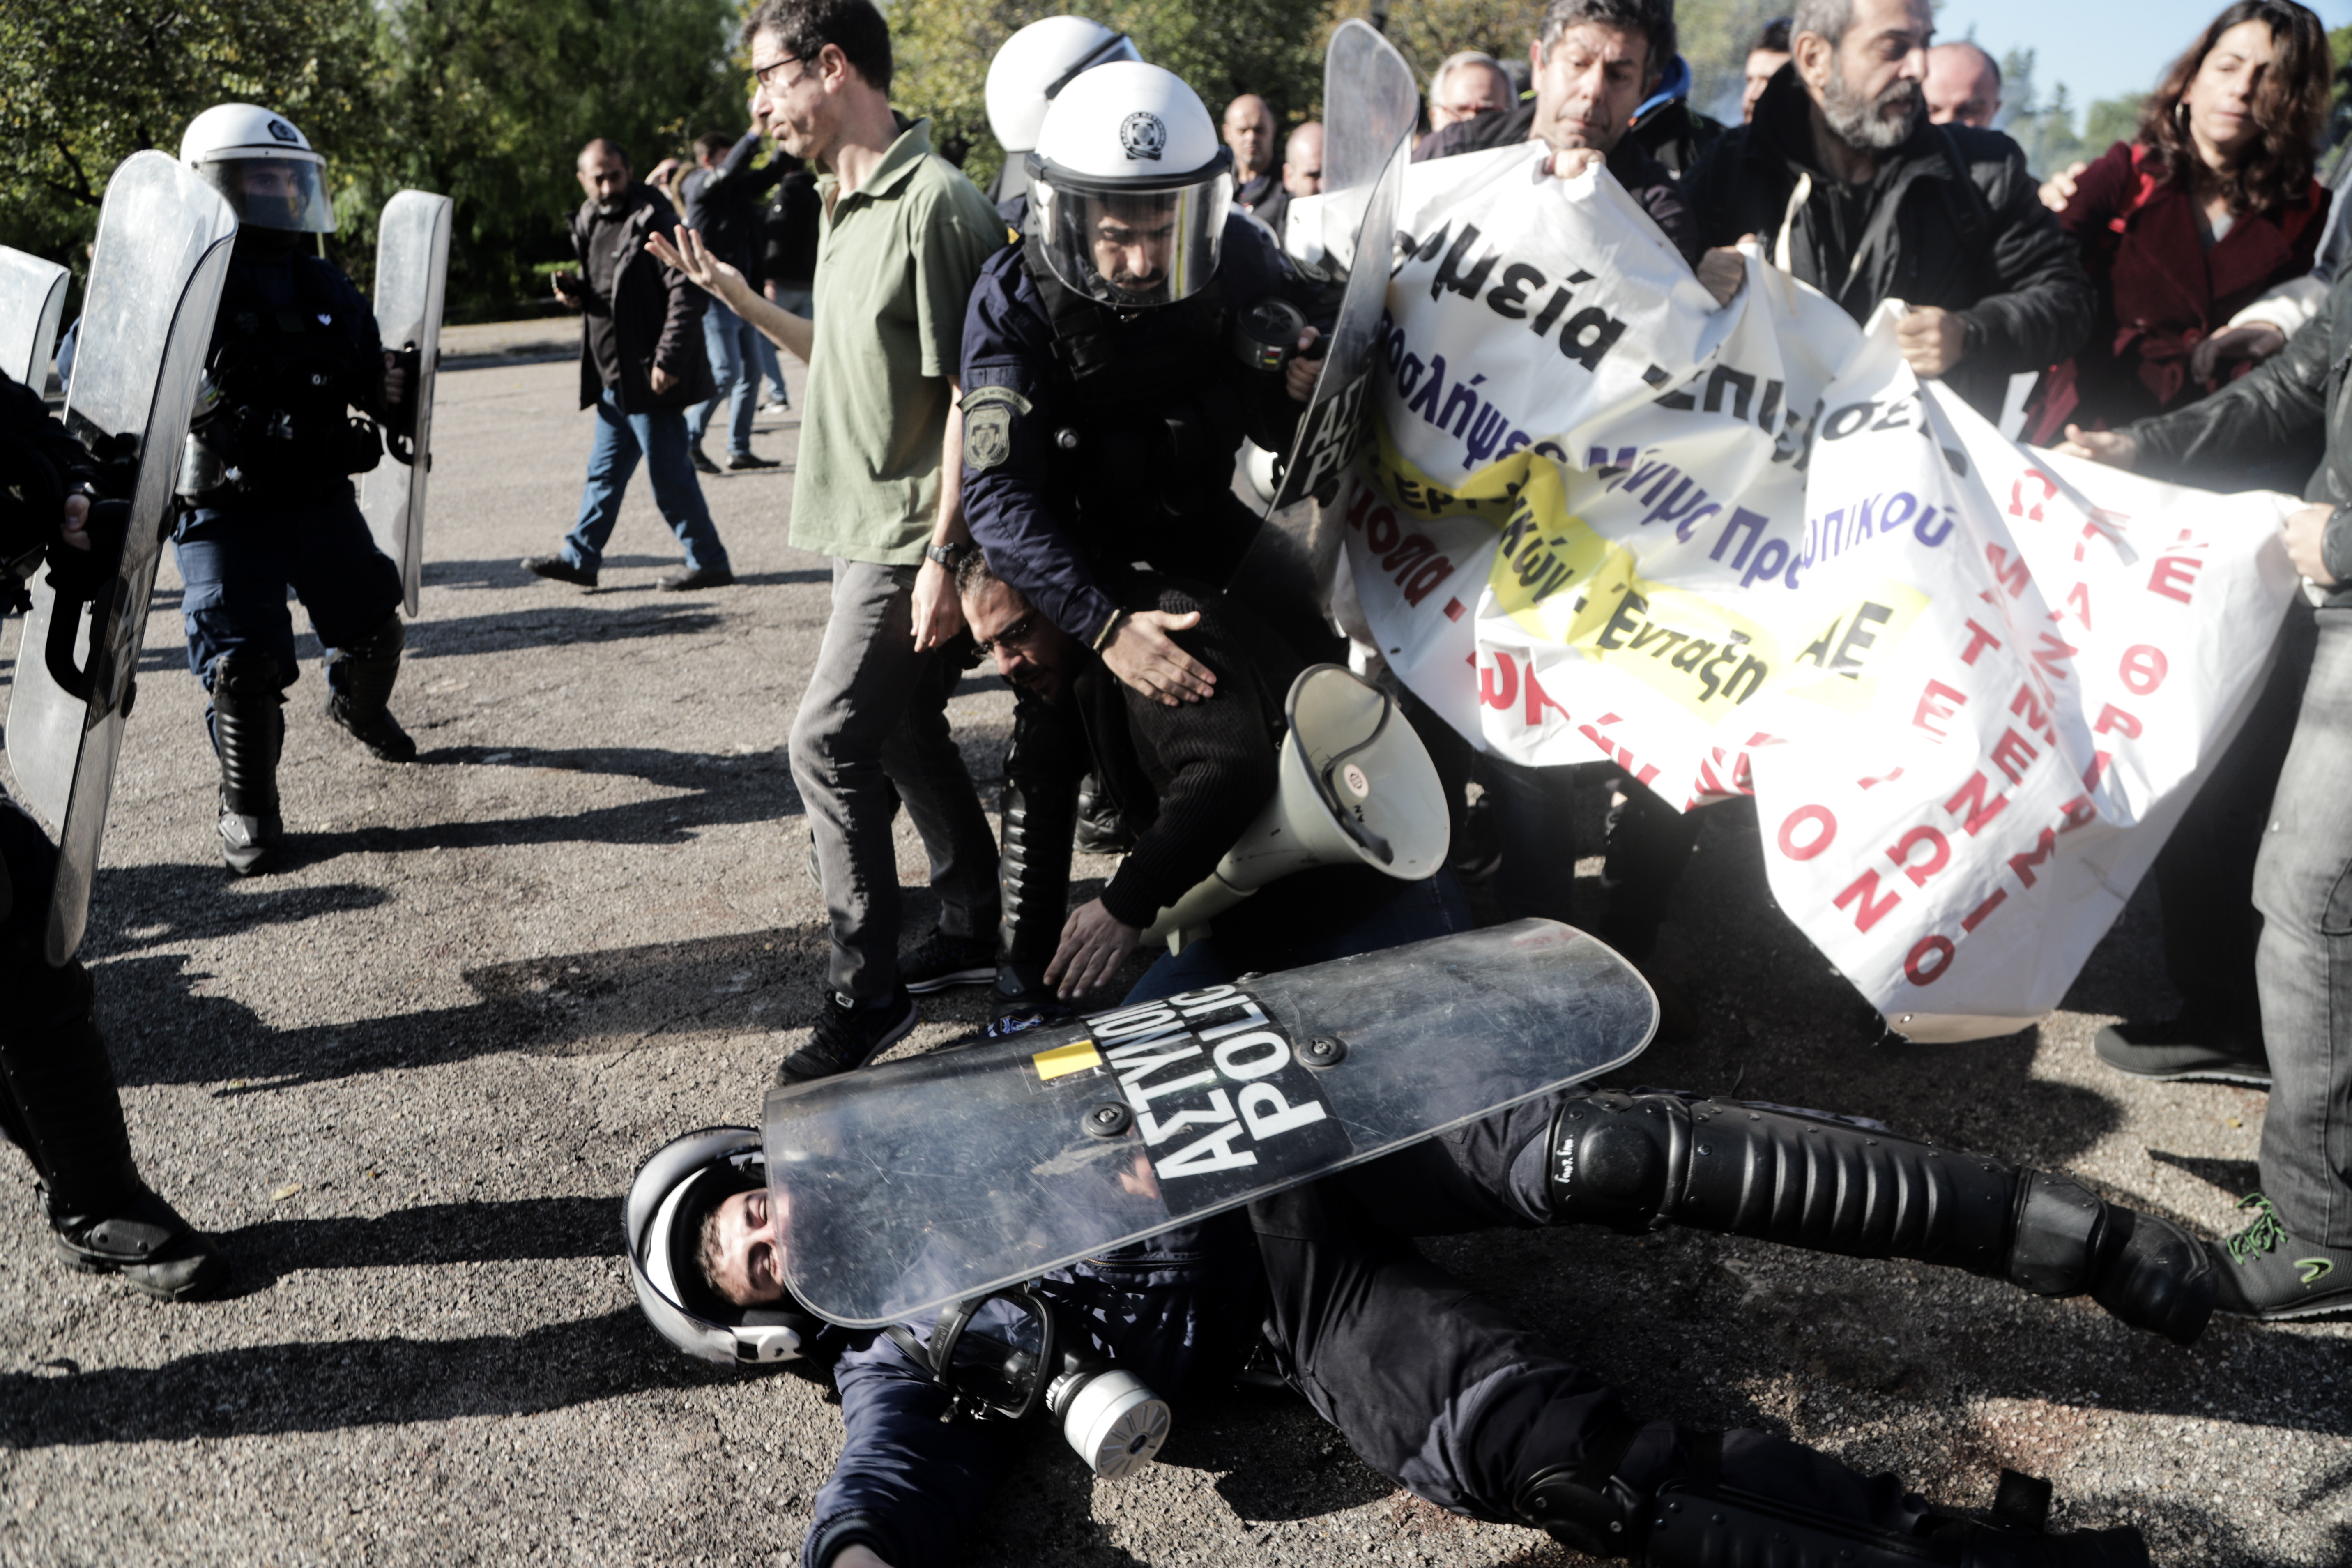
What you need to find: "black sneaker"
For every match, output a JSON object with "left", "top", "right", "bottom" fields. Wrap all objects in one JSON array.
[
  {"left": 2210, "top": 1192, "right": 2352, "bottom": 1320},
  {"left": 2094, "top": 1019, "right": 2270, "bottom": 1087},
  {"left": 900, "top": 928, "right": 998, "bottom": 994},
  {"left": 725, "top": 451, "right": 782, "bottom": 471},
  {"left": 689, "top": 445, "right": 723, "bottom": 476},
  {"left": 523, "top": 554, "right": 598, "bottom": 588},
  {"left": 778, "top": 988, "right": 916, "bottom": 1085},
  {"left": 659, "top": 565, "right": 735, "bottom": 591}
]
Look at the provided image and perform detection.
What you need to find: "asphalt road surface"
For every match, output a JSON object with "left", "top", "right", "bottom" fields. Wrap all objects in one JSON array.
[{"left": 2, "top": 341, "right": 2345, "bottom": 1567}]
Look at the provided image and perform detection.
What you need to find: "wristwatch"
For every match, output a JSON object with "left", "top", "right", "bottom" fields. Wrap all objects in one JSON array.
[{"left": 924, "top": 541, "right": 965, "bottom": 569}]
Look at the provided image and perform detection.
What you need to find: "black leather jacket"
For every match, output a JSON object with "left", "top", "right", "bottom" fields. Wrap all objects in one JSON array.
[{"left": 2127, "top": 266, "right": 2352, "bottom": 603}]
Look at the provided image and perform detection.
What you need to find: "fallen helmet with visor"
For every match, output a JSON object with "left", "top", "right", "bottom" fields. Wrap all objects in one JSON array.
[{"left": 624, "top": 1126, "right": 822, "bottom": 1365}]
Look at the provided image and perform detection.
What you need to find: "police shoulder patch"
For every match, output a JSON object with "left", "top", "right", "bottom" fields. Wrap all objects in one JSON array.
[{"left": 960, "top": 385, "right": 1031, "bottom": 472}]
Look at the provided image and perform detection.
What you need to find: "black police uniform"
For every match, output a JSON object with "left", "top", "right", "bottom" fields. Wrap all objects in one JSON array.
[
  {"left": 958, "top": 211, "right": 1328, "bottom": 1002},
  {"left": 0, "top": 369, "right": 223, "bottom": 1298},
  {"left": 175, "top": 228, "right": 416, "bottom": 873}
]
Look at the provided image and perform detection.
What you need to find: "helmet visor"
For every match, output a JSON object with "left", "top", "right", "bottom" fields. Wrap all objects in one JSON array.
[
  {"left": 1028, "top": 167, "right": 1232, "bottom": 307},
  {"left": 196, "top": 156, "right": 336, "bottom": 233}
]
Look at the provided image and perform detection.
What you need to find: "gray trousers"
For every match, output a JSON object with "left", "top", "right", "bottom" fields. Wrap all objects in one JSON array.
[
  {"left": 2256, "top": 606, "right": 2352, "bottom": 1245},
  {"left": 789, "top": 559, "right": 998, "bottom": 999}
]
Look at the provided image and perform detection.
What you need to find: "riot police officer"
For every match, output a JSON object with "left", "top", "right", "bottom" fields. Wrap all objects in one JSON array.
[
  {"left": 174, "top": 104, "right": 420, "bottom": 875},
  {"left": 979, "top": 15, "right": 1141, "bottom": 216},
  {"left": 953, "top": 62, "right": 1327, "bottom": 1022},
  {"left": 1, "top": 368, "right": 226, "bottom": 1299}
]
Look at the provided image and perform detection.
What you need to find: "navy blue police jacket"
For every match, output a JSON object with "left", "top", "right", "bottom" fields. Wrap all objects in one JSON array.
[{"left": 960, "top": 212, "right": 1325, "bottom": 646}]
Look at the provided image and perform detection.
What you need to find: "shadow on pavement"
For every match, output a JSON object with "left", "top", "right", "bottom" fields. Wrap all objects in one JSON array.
[
  {"left": 0, "top": 1308, "right": 715, "bottom": 1447},
  {"left": 219, "top": 1195, "right": 616, "bottom": 1288}
]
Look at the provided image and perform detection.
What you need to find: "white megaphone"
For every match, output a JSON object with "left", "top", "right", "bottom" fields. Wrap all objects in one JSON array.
[{"left": 1141, "top": 665, "right": 1451, "bottom": 948}]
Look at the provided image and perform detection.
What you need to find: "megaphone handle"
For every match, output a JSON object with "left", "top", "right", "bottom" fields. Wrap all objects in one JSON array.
[{"left": 1316, "top": 699, "right": 1396, "bottom": 867}]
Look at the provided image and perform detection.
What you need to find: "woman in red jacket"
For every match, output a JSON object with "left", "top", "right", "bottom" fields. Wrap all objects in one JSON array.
[{"left": 2029, "top": 0, "right": 2333, "bottom": 444}]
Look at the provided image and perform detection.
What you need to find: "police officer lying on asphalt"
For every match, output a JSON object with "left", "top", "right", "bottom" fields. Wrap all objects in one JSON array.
[
  {"left": 634, "top": 1072, "right": 2207, "bottom": 1568},
  {"left": 0, "top": 368, "right": 226, "bottom": 1299},
  {"left": 173, "top": 104, "right": 424, "bottom": 875}
]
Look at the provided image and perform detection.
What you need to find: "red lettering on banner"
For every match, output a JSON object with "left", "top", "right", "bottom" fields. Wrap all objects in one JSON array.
[
  {"left": 2148, "top": 555, "right": 2202, "bottom": 605},
  {"left": 1960, "top": 619, "right": 2003, "bottom": 665},
  {"left": 2120, "top": 644, "right": 2169, "bottom": 695},
  {"left": 1914, "top": 679, "right": 1968, "bottom": 739},
  {"left": 1961, "top": 889, "right": 2007, "bottom": 932},
  {"left": 1887, "top": 824, "right": 1951, "bottom": 887},
  {"left": 1401, "top": 554, "right": 1456, "bottom": 606},
  {"left": 2074, "top": 509, "right": 2131, "bottom": 561},
  {"left": 1945, "top": 772, "right": 2010, "bottom": 836},
  {"left": 2066, "top": 581, "right": 2093, "bottom": 629},
  {"left": 1523, "top": 666, "right": 1570, "bottom": 729},
  {"left": 1986, "top": 545, "right": 2032, "bottom": 598},
  {"left": 2059, "top": 793, "right": 2097, "bottom": 831},
  {"left": 1344, "top": 484, "right": 1375, "bottom": 531},
  {"left": 2032, "top": 631, "right": 2079, "bottom": 682},
  {"left": 2082, "top": 751, "right": 2112, "bottom": 791},
  {"left": 2009, "top": 470, "right": 2059, "bottom": 522},
  {"left": 1444, "top": 598, "right": 1466, "bottom": 622},
  {"left": 2009, "top": 683, "right": 2055, "bottom": 745},
  {"left": 1906, "top": 936, "right": 1956, "bottom": 985},
  {"left": 1991, "top": 727, "right": 2040, "bottom": 785},
  {"left": 1778, "top": 805, "right": 1836, "bottom": 860},
  {"left": 2007, "top": 826, "right": 2060, "bottom": 888},
  {"left": 1480, "top": 654, "right": 1517, "bottom": 711},
  {"left": 2093, "top": 703, "right": 2142, "bottom": 739},
  {"left": 1833, "top": 868, "right": 1902, "bottom": 933},
  {"left": 1364, "top": 506, "right": 1399, "bottom": 554}
]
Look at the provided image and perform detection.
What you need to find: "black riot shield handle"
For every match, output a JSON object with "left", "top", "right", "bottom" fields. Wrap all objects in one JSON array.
[
  {"left": 41, "top": 495, "right": 131, "bottom": 704},
  {"left": 384, "top": 342, "right": 425, "bottom": 465}
]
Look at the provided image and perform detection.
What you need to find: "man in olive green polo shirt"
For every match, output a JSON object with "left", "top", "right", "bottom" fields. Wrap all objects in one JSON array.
[{"left": 658, "top": 0, "right": 1008, "bottom": 1081}]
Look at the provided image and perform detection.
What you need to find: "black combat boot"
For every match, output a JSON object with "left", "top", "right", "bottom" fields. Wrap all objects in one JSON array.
[
  {"left": 211, "top": 651, "right": 285, "bottom": 875},
  {"left": 0, "top": 959, "right": 224, "bottom": 1301},
  {"left": 1544, "top": 1091, "right": 2216, "bottom": 1345},
  {"left": 324, "top": 612, "right": 418, "bottom": 761}
]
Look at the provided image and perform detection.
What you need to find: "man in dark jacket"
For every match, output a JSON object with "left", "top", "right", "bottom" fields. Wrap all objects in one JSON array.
[
  {"left": 1679, "top": 0, "right": 2093, "bottom": 421},
  {"left": 681, "top": 119, "right": 787, "bottom": 472},
  {"left": 2058, "top": 268, "right": 2352, "bottom": 1322},
  {"left": 1410, "top": 0, "right": 1702, "bottom": 265},
  {"left": 525, "top": 138, "right": 733, "bottom": 592}
]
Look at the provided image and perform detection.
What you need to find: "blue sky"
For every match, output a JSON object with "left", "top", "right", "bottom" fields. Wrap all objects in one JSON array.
[{"left": 1939, "top": 0, "right": 2352, "bottom": 119}]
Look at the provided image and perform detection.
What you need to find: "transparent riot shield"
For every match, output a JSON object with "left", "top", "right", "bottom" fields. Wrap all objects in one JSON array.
[
  {"left": 766, "top": 920, "right": 1657, "bottom": 1327},
  {"left": 1226, "top": 19, "right": 1420, "bottom": 628},
  {"left": 358, "top": 189, "right": 453, "bottom": 617},
  {"left": 2, "top": 152, "right": 237, "bottom": 965},
  {"left": 0, "top": 247, "right": 69, "bottom": 389}
]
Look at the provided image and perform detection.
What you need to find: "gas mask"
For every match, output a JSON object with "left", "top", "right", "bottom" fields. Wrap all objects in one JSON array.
[{"left": 885, "top": 1286, "right": 1170, "bottom": 1478}]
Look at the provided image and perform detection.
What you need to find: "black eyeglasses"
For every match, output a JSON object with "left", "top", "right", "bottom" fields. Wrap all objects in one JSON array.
[
  {"left": 972, "top": 610, "right": 1043, "bottom": 659},
  {"left": 753, "top": 54, "right": 807, "bottom": 89}
]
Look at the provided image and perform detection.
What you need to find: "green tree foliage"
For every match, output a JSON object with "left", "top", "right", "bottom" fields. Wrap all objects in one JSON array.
[
  {"left": 0, "top": 0, "right": 381, "bottom": 269},
  {"left": 1, "top": 0, "right": 746, "bottom": 323}
]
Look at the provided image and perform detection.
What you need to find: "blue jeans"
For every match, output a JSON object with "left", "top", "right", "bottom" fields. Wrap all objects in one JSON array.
[
  {"left": 1125, "top": 871, "right": 1471, "bottom": 1004},
  {"left": 562, "top": 390, "right": 730, "bottom": 575},
  {"left": 757, "top": 284, "right": 810, "bottom": 404},
  {"left": 688, "top": 300, "right": 759, "bottom": 458},
  {"left": 2255, "top": 607, "right": 2352, "bottom": 1245}
]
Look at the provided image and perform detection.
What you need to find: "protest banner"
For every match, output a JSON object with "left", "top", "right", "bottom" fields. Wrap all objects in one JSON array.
[{"left": 1342, "top": 144, "right": 2303, "bottom": 1041}]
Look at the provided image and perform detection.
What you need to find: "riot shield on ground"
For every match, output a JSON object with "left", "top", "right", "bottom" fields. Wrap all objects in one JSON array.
[
  {"left": 766, "top": 919, "right": 1657, "bottom": 1327},
  {"left": 358, "top": 189, "right": 453, "bottom": 617},
  {"left": 2, "top": 152, "right": 237, "bottom": 965},
  {"left": 0, "top": 247, "right": 69, "bottom": 389},
  {"left": 1225, "top": 19, "right": 1420, "bottom": 629}
]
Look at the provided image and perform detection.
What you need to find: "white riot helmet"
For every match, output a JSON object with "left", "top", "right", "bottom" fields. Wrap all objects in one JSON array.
[
  {"left": 624, "top": 1126, "right": 820, "bottom": 1366},
  {"left": 985, "top": 17, "right": 1143, "bottom": 154},
  {"left": 1027, "top": 62, "right": 1232, "bottom": 308},
  {"left": 179, "top": 104, "right": 338, "bottom": 234}
]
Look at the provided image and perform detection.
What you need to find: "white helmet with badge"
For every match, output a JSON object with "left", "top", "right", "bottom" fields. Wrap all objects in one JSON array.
[
  {"left": 985, "top": 16, "right": 1142, "bottom": 155},
  {"left": 179, "top": 103, "right": 338, "bottom": 234},
  {"left": 1026, "top": 61, "right": 1232, "bottom": 308},
  {"left": 624, "top": 1126, "right": 822, "bottom": 1366}
]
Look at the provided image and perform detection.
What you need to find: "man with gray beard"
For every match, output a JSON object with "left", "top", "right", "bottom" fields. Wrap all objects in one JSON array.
[{"left": 1680, "top": 0, "right": 2090, "bottom": 419}]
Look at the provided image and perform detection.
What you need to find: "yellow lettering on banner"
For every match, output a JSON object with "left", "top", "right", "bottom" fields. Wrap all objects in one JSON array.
[{"left": 1032, "top": 1041, "right": 1104, "bottom": 1080}]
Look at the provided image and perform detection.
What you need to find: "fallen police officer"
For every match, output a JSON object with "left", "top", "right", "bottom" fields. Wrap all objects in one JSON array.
[{"left": 628, "top": 1065, "right": 2205, "bottom": 1568}]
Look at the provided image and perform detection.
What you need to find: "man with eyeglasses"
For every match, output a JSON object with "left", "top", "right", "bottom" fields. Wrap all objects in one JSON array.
[{"left": 651, "top": 0, "right": 1009, "bottom": 1085}]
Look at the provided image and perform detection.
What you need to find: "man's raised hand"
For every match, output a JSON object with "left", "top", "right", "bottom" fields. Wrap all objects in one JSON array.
[{"left": 646, "top": 226, "right": 750, "bottom": 312}]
